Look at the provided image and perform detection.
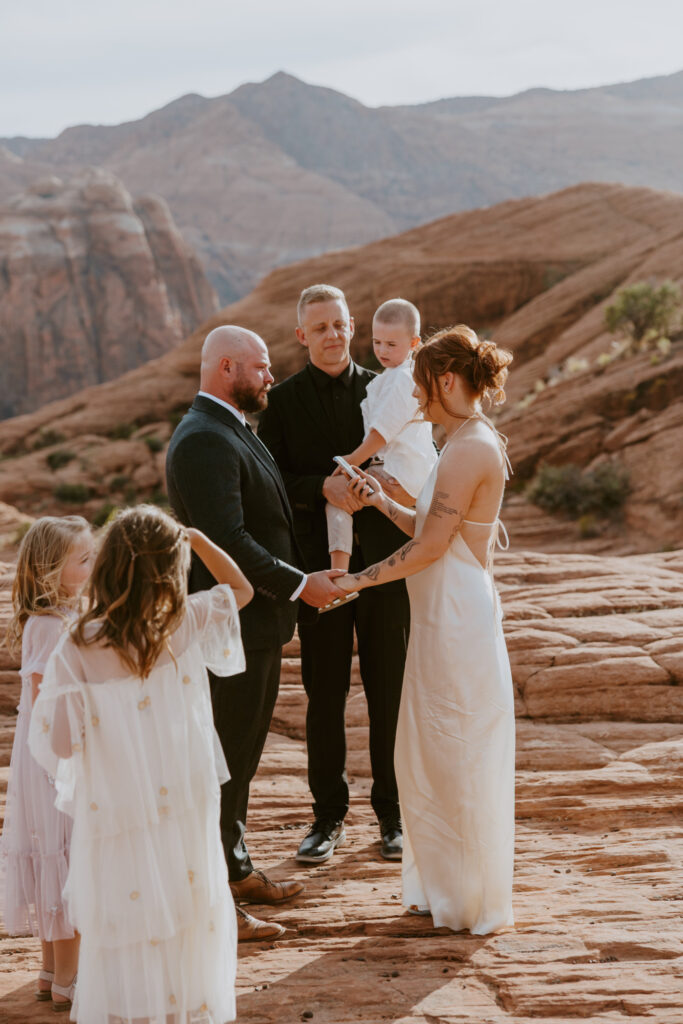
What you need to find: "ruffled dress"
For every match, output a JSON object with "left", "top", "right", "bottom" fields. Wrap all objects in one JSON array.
[
  {"left": 0, "top": 611, "right": 76, "bottom": 940},
  {"left": 29, "top": 584, "right": 245, "bottom": 1024}
]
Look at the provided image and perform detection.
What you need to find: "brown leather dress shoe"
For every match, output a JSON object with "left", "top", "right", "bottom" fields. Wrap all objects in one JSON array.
[
  {"left": 230, "top": 868, "right": 304, "bottom": 905},
  {"left": 236, "top": 905, "right": 286, "bottom": 942}
]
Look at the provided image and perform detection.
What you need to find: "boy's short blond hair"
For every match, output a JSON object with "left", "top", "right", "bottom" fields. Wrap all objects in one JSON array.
[
  {"left": 373, "top": 298, "right": 420, "bottom": 337},
  {"left": 297, "top": 284, "right": 349, "bottom": 325}
]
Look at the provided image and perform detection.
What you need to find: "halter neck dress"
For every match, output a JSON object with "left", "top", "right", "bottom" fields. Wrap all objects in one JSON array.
[{"left": 395, "top": 421, "right": 515, "bottom": 934}]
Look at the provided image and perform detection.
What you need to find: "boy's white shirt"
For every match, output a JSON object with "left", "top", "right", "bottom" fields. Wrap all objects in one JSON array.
[{"left": 361, "top": 357, "right": 437, "bottom": 497}]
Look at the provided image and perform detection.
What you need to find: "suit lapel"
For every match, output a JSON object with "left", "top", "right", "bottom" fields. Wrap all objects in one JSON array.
[{"left": 191, "top": 395, "right": 294, "bottom": 526}]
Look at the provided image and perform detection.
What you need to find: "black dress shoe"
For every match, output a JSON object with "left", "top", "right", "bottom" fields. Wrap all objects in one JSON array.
[
  {"left": 296, "top": 818, "right": 346, "bottom": 863},
  {"left": 379, "top": 816, "right": 403, "bottom": 861}
]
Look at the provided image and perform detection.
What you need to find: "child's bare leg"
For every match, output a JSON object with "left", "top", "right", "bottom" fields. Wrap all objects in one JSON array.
[
  {"left": 330, "top": 550, "right": 350, "bottom": 571},
  {"left": 326, "top": 503, "right": 353, "bottom": 571},
  {"left": 52, "top": 934, "right": 80, "bottom": 1004},
  {"left": 38, "top": 940, "right": 54, "bottom": 994}
]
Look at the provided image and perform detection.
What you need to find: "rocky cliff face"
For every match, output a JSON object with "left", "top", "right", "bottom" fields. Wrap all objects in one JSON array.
[
  {"left": 0, "top": 183, "right": 680, "bottom": 554},
  {"left": 0, "top": 169, "right": 217, "bottom": 418}
]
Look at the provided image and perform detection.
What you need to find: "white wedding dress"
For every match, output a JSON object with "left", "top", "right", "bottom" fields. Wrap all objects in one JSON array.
[{"left": 395, "top": 447, "right": 515, "bottom": 934}]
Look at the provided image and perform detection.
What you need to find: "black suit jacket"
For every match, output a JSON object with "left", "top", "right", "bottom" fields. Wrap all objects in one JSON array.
[
  {"left": 258, "top": 363, "right": 408, "bottom": 585},
  {"left": 166, "top": 394, "right": 302, "bottom": 650}
]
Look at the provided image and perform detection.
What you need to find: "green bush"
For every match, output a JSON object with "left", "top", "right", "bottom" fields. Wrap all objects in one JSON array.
[
  {"left": 33, "top": 429, "right": 66, "bottom": 451},
  {"left": 110, "top": 475, "right": 130, "bottom": 491},
  {"left": 46, "top": 450, "right": 76, "bottom": 470},
  {"left": 527, "top": 462, "right": 630, "bottom": 520},
  {"left": 54, "top": 482, "right": 92, "bottom": 504},
  {"left": 109, "top": 423, "right": 136, "bottom": 440},
  {"left": 92, "top": 502, "right": 118, "bottom": 527},
  {"left": 144, "top": 435, "right": 164, "bottom": 453},
  {"left": 605, "top": 281, "right": 681, "bottom": 346}
]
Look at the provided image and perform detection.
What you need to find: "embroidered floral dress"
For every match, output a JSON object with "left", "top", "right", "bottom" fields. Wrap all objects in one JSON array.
[{"left": 29, "top": 585, "right": 244, "bottom": 1024}]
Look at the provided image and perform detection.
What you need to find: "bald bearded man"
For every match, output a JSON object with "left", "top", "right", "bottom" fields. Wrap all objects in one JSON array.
[{"left": 166, "top": 326, "right": 343, "bottom": 941}]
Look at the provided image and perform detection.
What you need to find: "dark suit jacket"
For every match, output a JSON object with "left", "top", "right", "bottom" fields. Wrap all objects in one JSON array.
[
  {"left": 166, "top": 394, "right": 302, "bottom": 650},
  {"left": 258, "top": 363, "right": 408, "bottom": 586}
]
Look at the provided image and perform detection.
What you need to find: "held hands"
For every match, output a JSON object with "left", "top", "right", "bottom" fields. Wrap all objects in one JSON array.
[{"left": 300, "top": 569, "right": 347, "bottom": 608}]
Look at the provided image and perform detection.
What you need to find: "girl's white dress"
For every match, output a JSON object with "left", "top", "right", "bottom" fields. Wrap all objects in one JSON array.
[
  {"left": 396, "top": 459, "right": 515, "bottom": 935},
  {"left": 0, "top": 612, "right": 76, "bottom": 940},
  {"left": 29, "top": 584, "right": 244, "bottom": 1024}
]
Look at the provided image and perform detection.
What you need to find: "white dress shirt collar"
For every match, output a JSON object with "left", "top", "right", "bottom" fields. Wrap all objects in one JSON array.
[{"left": 197, "top": 390, "right": 246, "bottom": 426}]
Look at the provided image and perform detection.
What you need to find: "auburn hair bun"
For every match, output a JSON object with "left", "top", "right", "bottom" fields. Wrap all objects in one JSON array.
[{"left": 414, "top": 325, "right": 513, "bottom": 406}]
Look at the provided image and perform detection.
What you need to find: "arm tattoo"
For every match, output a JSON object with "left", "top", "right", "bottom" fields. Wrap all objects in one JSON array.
[
  {"left": 428, "top": 490, "right": 461, "bottom": 519},
  {"left": 354, "top": 540, "right": 421, "bottom": 584},
  {"left": 354, "top": 565, "right": 381, "bottom": 583},
  {"left": 399, "top": 539, "right": 419, "bottom": 561}
]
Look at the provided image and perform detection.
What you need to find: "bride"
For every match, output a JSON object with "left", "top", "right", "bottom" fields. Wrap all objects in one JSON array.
[{"left": 336, "top": 325, "right": 515, "bottom": 935}]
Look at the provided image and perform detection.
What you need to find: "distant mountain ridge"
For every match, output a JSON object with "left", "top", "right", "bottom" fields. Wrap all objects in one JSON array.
[{"left": 1, "top": 69, "right": 682, "bottom": 301}]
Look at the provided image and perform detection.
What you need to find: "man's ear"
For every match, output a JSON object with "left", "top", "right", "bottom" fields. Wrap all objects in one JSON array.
[
  {"left": 220, "top": 356, "right": 232, "bottom": 375},
  {"left": 295, "top": 326, "right": 308, "bottom": 348},
  {"left": 348, "top": 316, "right": 355, "bottom": 341}
]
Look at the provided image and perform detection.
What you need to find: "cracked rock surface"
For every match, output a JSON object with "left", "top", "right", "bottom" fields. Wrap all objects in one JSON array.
[{"left": 1, "top": 550, "right": 682, "bottom": 1022}]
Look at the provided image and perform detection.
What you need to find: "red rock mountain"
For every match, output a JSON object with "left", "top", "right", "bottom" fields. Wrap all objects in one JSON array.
[
  {"left": 0, "top": 183, "right": 680, "bottom": 553},
  {"left": 1, "top": 69, "right": 682, "bottom": 301},
  {"left": 0, "top": 169, "right": 218, "bottom": 419}
]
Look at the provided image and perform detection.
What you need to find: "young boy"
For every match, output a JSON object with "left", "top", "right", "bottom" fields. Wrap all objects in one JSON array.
[{"left": 326, "top": 298, "right": 438, "bottom": 570}]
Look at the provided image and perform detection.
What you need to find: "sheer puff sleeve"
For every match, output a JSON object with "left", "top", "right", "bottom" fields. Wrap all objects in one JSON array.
[
  {"left": 184, "top": 584, "right": 246, "bottom": 678},
  {"left": 22, "top": 614, "right": 70, "bottom": 677},
  {"left": 28, "top": 632, "right": 86, "bottom": 816}
]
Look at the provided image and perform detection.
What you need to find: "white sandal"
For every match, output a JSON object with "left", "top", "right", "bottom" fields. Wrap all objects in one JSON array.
[
  {"left": 407, "top": 904, "right": 431, "bottom": 916},
  {"left": 36, "top": 969, "right": 54, "bottom": 1001},
  {"left": 52, "top": 975, "right": 77, "bottom": 1013}
]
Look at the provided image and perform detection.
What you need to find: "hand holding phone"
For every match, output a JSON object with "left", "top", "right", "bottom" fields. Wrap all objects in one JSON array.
[{"left": 333, "top": 455, "right": 362, "bottom": 482}]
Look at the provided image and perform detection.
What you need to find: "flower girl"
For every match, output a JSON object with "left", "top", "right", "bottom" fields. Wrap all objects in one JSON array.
[
  {"left": 0, "top": 515, "right": 94, "bottom": 1010},
  {"left": 30, "top": 505, "right": 253, "bottom": 1024}
]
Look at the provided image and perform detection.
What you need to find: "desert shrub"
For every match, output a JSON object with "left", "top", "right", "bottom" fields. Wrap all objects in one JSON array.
[
  {"left": 46, "top": 449, "right": 75, "bottom": 470},
  {"left": 144, "top": 435, "right": 164, "bottom": 453},
  {"left": 109, "top": 422, "right": 136, "bottom": 440},
  {"left": 91, "top": 502, "right": 118, "bottom": 528},
  {"left": 33, "top": 429, "right": 66, "bottom": 450},
  {"left": 527, "top": 462, "right": 630, "bottom": 520},
  {"left": 110, "top": 475, "right": 130, "bottom": 491},
  {"left": 54, "top": 482, "right": 92, "bottom": 504},
  {"left": 12, "top": 520, "right": 32, "bottom": 545},
  {"left": 605, "top": 281, "right": 681, "bottom": 347}
]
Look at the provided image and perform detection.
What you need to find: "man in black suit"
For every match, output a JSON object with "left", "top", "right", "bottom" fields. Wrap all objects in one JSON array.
[
  {"left": 166, "top": 325, "right": 344, "bottom": 940},
  {"left": 258, "top": 285, "right": 410, "bottom": 863}
]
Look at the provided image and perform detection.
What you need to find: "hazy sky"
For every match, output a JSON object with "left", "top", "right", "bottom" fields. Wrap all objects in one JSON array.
[{"left": 2, "top": 0, "right": 682, "bottom": 138}]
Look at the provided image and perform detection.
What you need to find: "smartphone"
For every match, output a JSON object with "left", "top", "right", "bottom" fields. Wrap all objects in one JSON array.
[
  {"left": 333, "top": 455, "right": 375, "bottom": 494},
  {"left": 333, "top": 455, "right": 361, "bottom": 481}
]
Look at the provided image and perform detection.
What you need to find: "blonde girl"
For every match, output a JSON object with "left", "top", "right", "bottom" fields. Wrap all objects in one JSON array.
[{"left": 0, "top": 515, "right": 94, "bottom": 1010}]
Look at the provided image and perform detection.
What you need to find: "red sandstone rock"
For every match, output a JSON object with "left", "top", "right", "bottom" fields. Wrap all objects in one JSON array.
[
  {"left": 0, "top": 182, "right": 681, "bottom": 553},
  {"left": 1, "top": 547, "right": 682, "bottom": 1022},
  {"left": 0, "top": 169, "right": 217, "bottom": 418}
]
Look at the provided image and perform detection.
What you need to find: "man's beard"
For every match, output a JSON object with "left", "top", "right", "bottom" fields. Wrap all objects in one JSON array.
[{"left": 233, "top": 374, "right": 269, "bottom": 414}]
